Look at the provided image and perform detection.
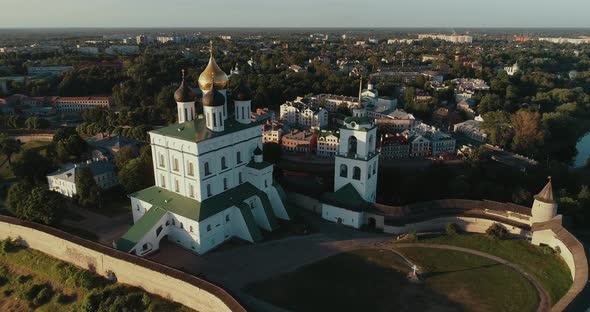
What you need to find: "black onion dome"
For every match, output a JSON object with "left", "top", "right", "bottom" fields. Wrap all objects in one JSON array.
[
  {"left": 202, "top": 85, "right": 225, "bottom": 107},
  {"left": 253, "top": 146, "right": 263, "bottom": 155},
  {"left": 233, "top": 80, "right": 252, "bottom": 101},
  {"left": 174, "top": 79, "right": 196, "bottom": 102}
]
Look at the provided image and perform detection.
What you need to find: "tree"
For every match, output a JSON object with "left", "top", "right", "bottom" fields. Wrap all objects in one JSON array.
[
  {"left": 114, "top": 145, "right": 136, "bottom": 170},
  {"left": 511, "top": 111, "right": 543, "bottom": 155},
  {"left": 0, "top": 134, "right": 21, "bottom": 166},
  {"left": 5, "top": 182, "right": 30, "bottom": 213},
  {"left": 477, "top": 94, "right": 502, "bottom": 115},
  {"left": 486, "top": 223, "right": 508, "bottom": 240},
  {"left": 11, "top": 150, "right": 54, "bottom": 183},
  {"left": 118, "top": 147, "right": 153, "bottom": 193},
  {"left": 15, "top": 187, "right": 65, "bottom": 225},
  {"left": 75, "top": 166, "right": 100, "bottom": 208},
  {"left": 481, "top": 111, "right": 513, "bottom": 147},
  {"left": 24, "top": 117, "right": 49, "bottom": 129}
]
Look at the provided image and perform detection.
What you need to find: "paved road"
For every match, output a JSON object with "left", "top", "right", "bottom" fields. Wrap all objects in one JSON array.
[
  {"left": 149, "top": 221, "right": 389, "bottom": 289},
  {"left": 389, "top": 243, "right": 551, "bottom": 312},
  {"left": 62, "top": 208, "right": 132, "bottom": 245}
]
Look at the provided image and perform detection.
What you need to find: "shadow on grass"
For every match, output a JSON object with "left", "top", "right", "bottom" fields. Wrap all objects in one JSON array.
[{"left": 246, "top": 249, "right": 466, "bottom": 312}]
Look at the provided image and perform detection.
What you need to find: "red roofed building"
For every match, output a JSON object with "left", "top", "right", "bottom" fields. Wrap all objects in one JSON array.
[{"left": 380, "top": 133, "right": 410, "bottom": 160}]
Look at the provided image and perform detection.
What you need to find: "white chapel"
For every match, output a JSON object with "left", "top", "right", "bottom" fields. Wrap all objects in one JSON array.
[{"left": 115, "top": 43, "right": 293, "bottom": 256}]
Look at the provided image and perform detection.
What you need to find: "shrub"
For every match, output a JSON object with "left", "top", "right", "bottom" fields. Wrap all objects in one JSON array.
[
  {"left": 0, "top": 237, "right": 18, "bottom": 254},
  {"left": 446, "top": 223, "right": 461, "bottom": 236},
  {"left": 32, "top": 285, "right": 54, "bottom": 306},
  {"left": 406, "top": 231, "right": 418, "bottom": 242},
  {"left": 486, "top": 223, "right": 508, "bottom": 240},
  {"left": 3, "top": 290, "right": 13, "bottom": 297},
  {"left": 81, "top": 290, "right": 103, "bottom": 312}
]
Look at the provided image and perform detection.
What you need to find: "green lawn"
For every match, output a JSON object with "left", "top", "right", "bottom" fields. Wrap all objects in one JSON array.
[
  {"left": 0, "top": 239, "right": 192, "bottom": 311},
  {"left": 247, "top": 248, "right": 539, "bottom": 312},
  {"left": 404, "top": 233, "right": 573, "bottom": 303}
]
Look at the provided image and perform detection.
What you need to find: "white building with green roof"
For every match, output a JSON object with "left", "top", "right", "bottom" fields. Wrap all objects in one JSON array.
[
  {"left": 322, "top": 109, "right": 379, "bottom": 229},
  {"left": 114, "top": 47, "right": 292, "bottom": 256}
]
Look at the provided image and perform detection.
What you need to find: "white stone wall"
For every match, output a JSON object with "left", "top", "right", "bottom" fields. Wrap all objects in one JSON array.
[
  {"left": 0, "top": 220, "right": 241, "bottom": 312},
  {"left": 267, "top": 186, "right": 289, "bottom": 219},
  {"left": 383, "top": 216, "right": 530, "bottom": 237},
  {"left": 532, "top": 229, "right": 576, "bottom": 279},
  {"left": 322, "top": 204, "right": 363, "bottom": 228}
]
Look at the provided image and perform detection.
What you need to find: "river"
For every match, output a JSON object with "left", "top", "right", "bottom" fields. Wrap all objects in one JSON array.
[{"left": 574, "top": 132, "right": 590, "bottom": 168}]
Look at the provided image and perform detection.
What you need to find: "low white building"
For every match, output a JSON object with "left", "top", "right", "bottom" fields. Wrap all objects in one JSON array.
[
  {"left": 47, "top": 160, "right": 118, "bottom": 197},
  {"left": 454, "top": 120, "right": 487, "bottom": 143}
]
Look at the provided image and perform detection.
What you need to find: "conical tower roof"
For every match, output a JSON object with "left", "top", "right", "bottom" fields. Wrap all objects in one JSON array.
[{"left": 534, "top": 176, "right": 555, "bottom": 204}]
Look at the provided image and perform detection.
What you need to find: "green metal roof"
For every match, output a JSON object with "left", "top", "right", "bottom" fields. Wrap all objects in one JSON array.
[
  {"left": 150, "top": 117, "right": 263, "bottom": 143},
  {"left": 132, "top": 183, "right": 262, "bottom": 222},
  {"left": 321, "top": 183, "right": 371, "bottom": 212},
  {"left": 246, "top": 160, "right": 273, "bottom": 170},
  {"left": 344, "top": 116, "right": 372, "bottom": 125},
  {"left": 115, "top": 206, "right": 168, "bottom": 253}
]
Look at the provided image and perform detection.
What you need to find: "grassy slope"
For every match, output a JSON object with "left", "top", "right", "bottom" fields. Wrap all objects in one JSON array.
[
  {"left": 411, "top": 234, "right": 573, "bottom": 303},
  {"left": 400, "top": 247, "right": 538, "bottom": 312},
  {"left": 0, "top": 243, "right": 193, "bottom": 311},
  {"left": 247, "top": 248, "right": 538, "bottom": 312}
]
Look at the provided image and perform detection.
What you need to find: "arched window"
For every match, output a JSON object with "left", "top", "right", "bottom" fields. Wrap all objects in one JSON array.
[
  {"left": 264, "top": 180, "right": 268, "bottom": 188},
  {"left": 187, "top": 162, "right": 194, "bottom": 176},
  {"left": 174, "top": 179, "right": 179, "bottom": 192},
  {"left": 353, "top": 166, "right": 361, "bottom": 180},
  {"left": 180, "top": 222, "right": 184, "bottom": 229},
  {"left": 204, "top": 162, "right": 211, "bottom": 175},
  {"left": 226, "top": 215, "right": 230, "bottom": 222},
  {"left": 223, "top": 177, "right": 228, "bottom": 190},
  {"left": 213, "top": 112, "right": 217, "bottom": 127},
  {"left": 340, "top": 164, "right": 348, "bottom": 177},
  {"left": 373, "top": 163, "right": 376, "bottom": 175},
  {"left": 207, "top": 224, "right": 211, "bottom": 231},
  {"left": 369, "top": 134, "right": 374, "bottom": 153},
  {"left": 239, "top": 172, "right": 243, "bottom": 184},
  {"left": 221, "top": 157, "right": 227, "bottom": 170},
  {"left": 368, "top": 165, "right": 372, "bottom": 178},
  {"left": 189, "top": 226, "right": 193, "bottom": 233},
  {"left": 348, "top": 136, "right": 358, "bottom": 155},
  {"left": 159, "top": 154, "right": 165, "bottom": 167},
  {"left": 206, "top": 184, "right": 212, "bottom": 197},
  {"left": 160, "top": 175, "right": 166, "bottom": 187},
  {"left": 237, "top": 151, "right": 242, "bottom": 163}
]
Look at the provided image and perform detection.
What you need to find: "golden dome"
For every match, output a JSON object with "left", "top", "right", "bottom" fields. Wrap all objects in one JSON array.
[{"left": 198, "top": 41, "right": 229, "bottom": 90}]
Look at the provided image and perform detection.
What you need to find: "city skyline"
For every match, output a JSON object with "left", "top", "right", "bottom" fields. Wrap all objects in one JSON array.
[{"left": 2, "top": 0, "right": 590, "bottom": 28}]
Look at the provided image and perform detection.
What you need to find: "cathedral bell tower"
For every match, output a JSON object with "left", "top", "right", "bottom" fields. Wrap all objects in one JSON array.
[{"left": 334, "top": 114, "right": 379, "bottom": 203}]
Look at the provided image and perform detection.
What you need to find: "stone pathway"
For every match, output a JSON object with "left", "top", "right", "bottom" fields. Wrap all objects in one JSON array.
[{"left": 62, "top": 208, "right": 132, "bottom": 245}]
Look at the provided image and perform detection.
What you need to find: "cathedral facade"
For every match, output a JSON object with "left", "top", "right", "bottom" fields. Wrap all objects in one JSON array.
[{"left": 115, "top": 43, "right": 292, "bottom": 256}]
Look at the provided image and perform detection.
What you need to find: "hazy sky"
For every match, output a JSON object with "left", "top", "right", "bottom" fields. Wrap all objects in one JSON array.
[{"left": 2, "top": 0, "right": 590, "bottom": 28}]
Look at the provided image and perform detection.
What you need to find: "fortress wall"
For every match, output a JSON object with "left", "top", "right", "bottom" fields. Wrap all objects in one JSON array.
[
  {"left": 0, "top": 216, "right": 245, "bottom": 312},
  {"left": 383, "top": 216, "right": 530, "bottom": 237},
  {"left": 287, "top": 192, "right": 322, "bottom": 215}
]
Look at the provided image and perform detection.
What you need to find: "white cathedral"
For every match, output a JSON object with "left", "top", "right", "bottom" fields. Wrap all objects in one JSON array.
[{"left": 115, "top": 44, "right": 293, "bottom": 256}]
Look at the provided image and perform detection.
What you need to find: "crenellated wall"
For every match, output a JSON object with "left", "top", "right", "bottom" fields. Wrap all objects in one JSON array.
[{"left": 0, "top": 216, "right": 246, "bottom": 312}]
